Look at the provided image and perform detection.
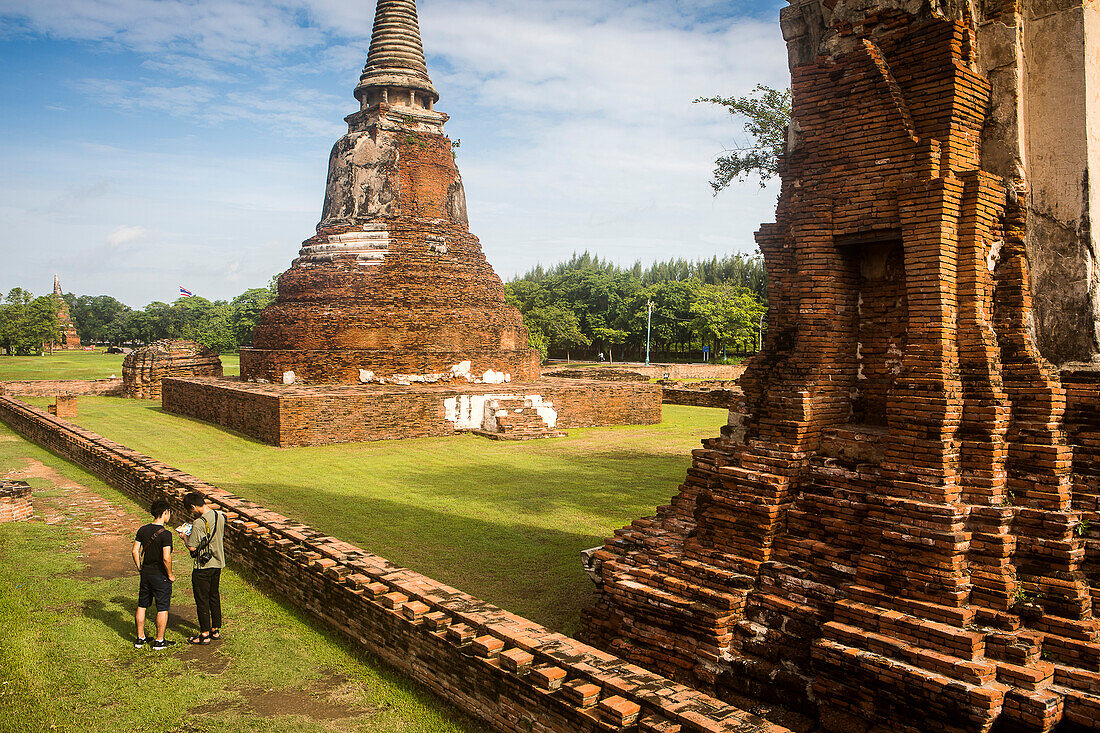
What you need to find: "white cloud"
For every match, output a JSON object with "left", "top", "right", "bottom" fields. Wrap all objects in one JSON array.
[
  {"left": 0, "top": 0, "right": 791, "bottom": 302},
  {"left": 105, "top": 224, "right": 149, "bottom": 248}
]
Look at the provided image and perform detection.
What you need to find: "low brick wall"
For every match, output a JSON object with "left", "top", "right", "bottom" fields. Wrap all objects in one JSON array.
[
  {"left": 548, "top": 364, "right": 747, "bottom": 381},
  {"left": 0, "top": 394, "right": 782, "bottom": 733},
  {"left": 0, "top": 480, "right": 32, "bottom": 522},
  {"left": 163, "top": 377, "right": 662, "bottom": 447},
  {"left": 0, "top": 378, "right": 123, "bottom": 397},
  {"left": 661, "top": 383, "right": 742, "bottom": 409}
]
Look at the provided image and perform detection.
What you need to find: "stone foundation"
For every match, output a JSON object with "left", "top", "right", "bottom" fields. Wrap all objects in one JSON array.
[
  {"left": 162, "top": 377, "right": 661, "bottom": 447},
  {"left": 0, "top": 480, "right": 32, "bottom": 523},
  {"left": 0, "top": 392, "right": 786, "bottom": 733}
]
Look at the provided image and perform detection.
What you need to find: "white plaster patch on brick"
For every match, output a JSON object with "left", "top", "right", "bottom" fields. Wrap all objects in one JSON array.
[
  {"left": 525, "top": 395, "right": 558, "bottom": 428},
  {"left": 482, "top": 370, "right": 507, "bottom": 384},
  {"left": 299, "top": 224, "right": 390, "bottom": 266},
  {"left": 443, "top": 394, "right": 557, "bottom": 430},
  {"left": 283, "top": 371, "right": 296, "bottom": 385},
  {"left": 359, "top": 369, "right": 375, "bottom": 383}
]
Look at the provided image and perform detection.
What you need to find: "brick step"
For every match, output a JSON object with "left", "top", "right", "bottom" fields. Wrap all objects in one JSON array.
[
  {"left": 1040, "top": 632, "right": 1100, "bottom": 671},
  {"left": 822, "top": 621, "right": 997, "bottom": 685},
  {"left": 996, "top": 659, "right": 1055, "bottom": 691},
  {"left": 812, "top": 638, "right": 1007, "bottom": 722},
  {"left": 833, "top": 599, "right": 986, "bottom": 660},
  {"left": 1054, "top": 664, "right": 1100, "bottom": 694},
  {"left": 846, "top": 584, "right": 975, "bottom": 626},
  {"left": 604, "top": 562, "right": 746, "bottom": 614},
  {"left": 1051, "top": 685, "right": 1100, "bottom": 729},
  {"left": 985, "top": 631, "right": 1043, "bottom": 665}
]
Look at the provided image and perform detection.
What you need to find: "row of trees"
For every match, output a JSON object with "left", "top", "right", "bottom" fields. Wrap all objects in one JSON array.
[
  {"left": 505, "top": 252, "right": 767, "bottom": 362},
  {"left": 61, "top": 285, "right": 276, "bottom": 353},
  {"left": 0, "top": 289, "right": 62, "bottom": 356}
]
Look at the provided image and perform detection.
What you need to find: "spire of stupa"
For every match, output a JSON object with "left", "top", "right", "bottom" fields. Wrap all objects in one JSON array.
[
  {"left": 54, "top": 274, "right": 62, "bottom": 297},
  {"left": 355, "top": 0, "right": 439, "bottom": 105}
]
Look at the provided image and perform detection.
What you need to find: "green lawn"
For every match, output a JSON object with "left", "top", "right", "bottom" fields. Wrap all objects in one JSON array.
[
  {"left": 18, "top": 396, "right": 723, "bottom": 635},
  {"left": 0, "top": 427, "right": 486, "bottom": 733},
  {"left": 0, "top": 350, "right": 240, "bottom": 380}
]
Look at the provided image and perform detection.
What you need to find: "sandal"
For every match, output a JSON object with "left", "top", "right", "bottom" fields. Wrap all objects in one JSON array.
[
  {"left": 210, "top": 628, "right": 221, "bottom": 640},
  {"left": 188, "top": 634, "right": 211, "bottom": 645}
]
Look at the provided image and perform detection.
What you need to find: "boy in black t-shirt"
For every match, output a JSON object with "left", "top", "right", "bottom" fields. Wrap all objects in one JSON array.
[{"left": 132, "top": 499, "right": 177, "bottom": 650}]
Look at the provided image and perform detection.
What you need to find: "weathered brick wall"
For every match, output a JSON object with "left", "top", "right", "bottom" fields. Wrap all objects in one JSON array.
[
  {"left": 0, "top": 480, "right": 32, "bottom": 523},
  {"left": 546, "top": 365, "right": 746, "bottom": 381},
  {"left": 48, "top": 395, "right": 77, "bottom": 419},
  {"left": 660, "top": 383, "right": 742, "bottom": 410},
  {"left": 582, "top": 4, "right": 1100, "bottom": 732},
  {"left": 163, "top": 377, "right": 661, "bottom": 447},
  {"left": 122, "top": 340, "right": 223, "bottom": 400},
  {"left": 0, "top": 379, "right": 123, "bottom": 397},
  {"left": 0, "top": 393, "right": 785, "bottom": 733}
]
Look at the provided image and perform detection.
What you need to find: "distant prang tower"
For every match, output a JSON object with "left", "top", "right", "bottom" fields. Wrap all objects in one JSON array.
[{"left": 241, "top": 0, "right": 540, "bottom": 384}]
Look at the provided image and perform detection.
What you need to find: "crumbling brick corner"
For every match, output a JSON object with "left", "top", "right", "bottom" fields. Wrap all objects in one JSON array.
[{"left": 0, "top": 480, "right": 32, "bottom": 523}]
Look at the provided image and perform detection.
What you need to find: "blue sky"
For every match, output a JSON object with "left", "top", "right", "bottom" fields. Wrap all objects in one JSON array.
[{"left": 0, "top": 0, "right": 789, "bottom": 307}]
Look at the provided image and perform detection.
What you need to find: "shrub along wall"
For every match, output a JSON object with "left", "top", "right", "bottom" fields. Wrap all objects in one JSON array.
[{"left": 0, "top": 394, "right": 786, "bottom": 733}]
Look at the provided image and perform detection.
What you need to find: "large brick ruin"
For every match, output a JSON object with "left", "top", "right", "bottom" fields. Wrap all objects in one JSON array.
[
  {"left": 49, "top": 275, "right": 80, "bottom": 351},
  {"left": 238, "top": 0, "right": 539, "bottom": 385},
  {"left": 583, "top": 1, "right": 1100, "bottom": 731},
  {"left": 122, "top": 339, "right": 222, "bottom": 400},
  {"left": 166, "top": 0, "right": 660, "bottom": 444}
]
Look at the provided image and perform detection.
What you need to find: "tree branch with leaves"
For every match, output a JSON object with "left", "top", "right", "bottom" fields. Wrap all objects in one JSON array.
[{"left": 695, "top": 84, "right": 791, "bottom": 193}]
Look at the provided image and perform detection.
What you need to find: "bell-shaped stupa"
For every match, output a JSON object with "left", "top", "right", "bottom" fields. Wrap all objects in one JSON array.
[{"left": 240, "top": 0, "right": 540, "bottom": 384}]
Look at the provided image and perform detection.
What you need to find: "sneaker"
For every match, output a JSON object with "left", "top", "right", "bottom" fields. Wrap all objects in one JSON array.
[
  {"left": 151, "top": 639, "right": 177, "bottom": 651},
  {"left": 134, "top": 637, "right": 148, "bottom": 648}
]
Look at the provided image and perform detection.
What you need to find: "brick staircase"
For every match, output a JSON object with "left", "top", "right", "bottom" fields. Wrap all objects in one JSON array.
[{"left": 472, "top": 398, "right": 565, "bottom": 441}]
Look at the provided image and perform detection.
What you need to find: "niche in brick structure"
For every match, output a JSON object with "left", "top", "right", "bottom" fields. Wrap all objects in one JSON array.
[
  {"left": 582, "top": 2, "right": 1100, "bottom": 732},
  {"left": 841, "top": 236, "right": 907, "bottom": 426}
]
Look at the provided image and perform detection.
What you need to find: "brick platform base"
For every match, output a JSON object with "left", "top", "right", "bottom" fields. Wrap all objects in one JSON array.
[
  {"left": 162, "top": 377, "right": 661, "bottom": 447},
  {"left": 0, "top": 480, "right": 32, "bottom": 522}
]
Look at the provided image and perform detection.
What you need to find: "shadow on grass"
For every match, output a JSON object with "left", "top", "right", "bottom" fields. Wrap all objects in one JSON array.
[
  {"left": 392, "top": 447, "right": 690, "bottom": 521},
  {"left": 83, "top": 595, "right": 199, "bottom": 642},
  {"left": 232, "top": 485, "right": 606, "bottom": 634}
]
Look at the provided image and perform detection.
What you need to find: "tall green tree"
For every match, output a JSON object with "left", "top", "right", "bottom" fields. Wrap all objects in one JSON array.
[
  {"left": 230, "top": 288, "right": 275, "bottom": 348},
  {"left": 695, "top": 84, "right": 791, "bottom": 192},
  {"left": 0, "top": 289, "right": 60, "bottom": 355},
  {"left": 690, "top": 284, "right": 766, "bottom": 357}
]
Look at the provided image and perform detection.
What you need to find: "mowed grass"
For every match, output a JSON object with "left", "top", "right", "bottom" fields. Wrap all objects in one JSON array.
[
  {"left": 0, "top": 427, "right": 487, "bottom": 733},
  {"left": 0, "top": 350, "right": 241, "bottom": 380},
  {"left": 21, "top": 396, "right": 724, "bottom": 634}
]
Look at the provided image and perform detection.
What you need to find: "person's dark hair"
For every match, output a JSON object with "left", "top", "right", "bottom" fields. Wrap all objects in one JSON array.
[
  {"left": 150, "top": 499, "right": 171, "bottom": 519},
  {"left": 183, "top": 492, "right": 205, "bottom": 510}
]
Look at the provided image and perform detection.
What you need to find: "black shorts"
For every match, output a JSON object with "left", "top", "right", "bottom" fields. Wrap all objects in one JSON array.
[{"left": 137, "top": 571, "right": 172, "bottom": 612}]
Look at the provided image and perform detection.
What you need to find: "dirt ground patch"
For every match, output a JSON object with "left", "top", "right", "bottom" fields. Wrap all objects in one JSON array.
[
  {"left": 70, "top": 533, "right": 135, "bottom": 580},
  {"left": 189, "top": 672, "right": 367, "bottom": 720},
  {"left": 3, "top": 457, "right": 82, "bottom": 488}
]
